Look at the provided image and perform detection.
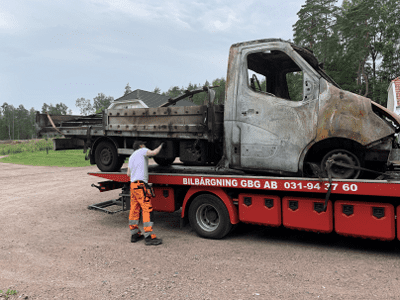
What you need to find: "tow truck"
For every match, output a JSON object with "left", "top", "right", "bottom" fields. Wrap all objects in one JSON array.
[{"left": 88, "top": 164, "right": 400, "bottom": 242}]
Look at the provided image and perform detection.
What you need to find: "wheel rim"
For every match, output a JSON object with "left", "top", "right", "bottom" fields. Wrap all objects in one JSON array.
[
  {"left": 195, "top": 203, "right": 220, "bottom": 232},
  {"left": 322, "top": 150, "right": 361, "bottom": 179},
  {"left": 100, "top": 147, "right": 112, "bottom": 166}
]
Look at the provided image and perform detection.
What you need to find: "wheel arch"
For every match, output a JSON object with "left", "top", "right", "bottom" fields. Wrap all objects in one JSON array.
[
  {"left": 300, "top": 137, "right": 364, "bottom": 174},
  {"left": 181, "top": 186, "right": 239, "bottom": 225}
]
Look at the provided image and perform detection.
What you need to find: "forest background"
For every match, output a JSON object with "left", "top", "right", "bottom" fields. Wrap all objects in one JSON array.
[{"left": 1, "top": 0, "right": 399, "bottom": 140}]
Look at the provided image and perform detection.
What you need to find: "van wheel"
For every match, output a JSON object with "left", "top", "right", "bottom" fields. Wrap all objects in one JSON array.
[
  {"left": 95, "top": 141, "right": 120, "bottom": 172},
  {"left": 321, "top": 149, "right": 362, "bottom": 179},
  {"left": 188, "top": 194, "right": 232, "bottom": 239},
  {"left": 154, "top": 157, "right": 175, "bottom": 166}
]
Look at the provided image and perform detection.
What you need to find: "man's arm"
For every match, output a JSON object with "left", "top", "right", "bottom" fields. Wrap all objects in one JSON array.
[
  {"left": 146, "top": 143, "right": 164, "bottom": 157},
  {"left": 127, "top": 167, "right": 130, "bottom": 178}
]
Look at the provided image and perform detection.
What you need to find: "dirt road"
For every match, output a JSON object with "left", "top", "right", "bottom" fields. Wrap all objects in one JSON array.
[{"left": 1, "top": 161, "right": 400, "bottom": 299}]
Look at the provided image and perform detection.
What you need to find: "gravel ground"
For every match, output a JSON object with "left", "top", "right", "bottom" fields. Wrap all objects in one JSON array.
[{"left": 2, "top": 160, "right": 400, "bottom": 300}]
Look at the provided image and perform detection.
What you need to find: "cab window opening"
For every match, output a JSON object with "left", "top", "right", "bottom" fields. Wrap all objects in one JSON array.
[{"left": 247, "top": 50, "right": 304, "bottom": 102}]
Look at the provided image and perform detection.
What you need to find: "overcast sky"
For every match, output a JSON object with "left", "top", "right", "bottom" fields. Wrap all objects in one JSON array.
[{"left": 1, "top": 0, "right": 305, "bottom": 114}]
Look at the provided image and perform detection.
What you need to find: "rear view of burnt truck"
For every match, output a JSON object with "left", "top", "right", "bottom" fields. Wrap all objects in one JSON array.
[{"left": 36, "top": 38, "right": 400, "bottom": 179}]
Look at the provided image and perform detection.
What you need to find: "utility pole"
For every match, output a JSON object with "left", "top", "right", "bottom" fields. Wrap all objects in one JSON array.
[{"left": 12, "top": 106, "right": 14, "bottom": 140}]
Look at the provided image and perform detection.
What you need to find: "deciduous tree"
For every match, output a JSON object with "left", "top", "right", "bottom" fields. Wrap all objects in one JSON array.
[
  {"left": 93, "top": 93, "right": 114, "bottom": 113},
  {"left": 41, "top": 102, "right": 69, "bottom": 115},
  {"left": 75, "top": 97, "right": 94, "bottom": 115}
]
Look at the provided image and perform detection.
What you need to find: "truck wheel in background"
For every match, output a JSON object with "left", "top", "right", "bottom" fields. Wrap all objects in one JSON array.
[
  {"left": 321, "top": 149, "right": 362, "bottom": 179},
  {"left": 188, "top": 194, "right": 232, "bottom": 239},
  {"left": 95, "top": 141, "right": 120, "bottom": 172},
  {"left": 154, "top": 157, "right": 176, "bottom": 166},
  {"left": 117, "top": 156, "right": 126, "bottom": 170}
]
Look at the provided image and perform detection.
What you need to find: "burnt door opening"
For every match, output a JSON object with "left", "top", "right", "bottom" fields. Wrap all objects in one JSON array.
[{"left": 234, "top": 46, "right": 319, "bottom": 173}]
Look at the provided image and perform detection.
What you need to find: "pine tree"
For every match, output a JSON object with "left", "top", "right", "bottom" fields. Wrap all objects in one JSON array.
[
  {"left": 124, "top": 83, "right": 132, "bottom": 96},
  {"left": 293, "top": 0, "right": 339, "bottom": 63}
]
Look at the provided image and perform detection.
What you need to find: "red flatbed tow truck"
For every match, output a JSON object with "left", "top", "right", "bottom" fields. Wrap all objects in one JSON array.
[{"left": 88, "top": 165, "right": 400, "bottom": 241}]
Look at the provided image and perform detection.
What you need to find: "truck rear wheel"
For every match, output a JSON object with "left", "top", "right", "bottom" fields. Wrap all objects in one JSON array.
[
  {"left": 188, "top": 194, "right": 232, "bottom": 239},
  {"left": 154, "top": 157, "right": 175, "bottom": 166},
  {"left": 95, "top": 141, "right": 121, "bottom": 172}
]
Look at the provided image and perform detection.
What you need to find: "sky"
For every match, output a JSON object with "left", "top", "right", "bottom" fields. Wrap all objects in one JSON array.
[{"left": 1, "top": 0, "right": 306, "bottom": 115}]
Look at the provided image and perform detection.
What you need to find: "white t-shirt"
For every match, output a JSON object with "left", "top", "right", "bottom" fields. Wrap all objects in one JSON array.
[{"left": 128, "top": 147, "right": 149, "bottom": 183}]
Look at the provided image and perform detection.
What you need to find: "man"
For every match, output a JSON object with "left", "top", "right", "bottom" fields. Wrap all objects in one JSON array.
[{"left": 127, "top": 140, "right": 164, "bottom": 245}]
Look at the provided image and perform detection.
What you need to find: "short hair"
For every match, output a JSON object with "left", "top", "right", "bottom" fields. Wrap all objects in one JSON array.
[{"left": 133, "top": 140, "right": 146, "bottom": 150}]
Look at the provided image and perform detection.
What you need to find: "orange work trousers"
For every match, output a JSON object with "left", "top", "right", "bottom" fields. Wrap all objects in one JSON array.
[{"left": 129, "top": 182, "right": 156, "bottom": 239}]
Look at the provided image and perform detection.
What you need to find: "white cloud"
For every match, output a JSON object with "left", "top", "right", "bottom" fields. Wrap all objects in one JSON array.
[
  {"left": 90, "top": 43, "right": 131, "bottom": 55},
  {"left": 194, "top": 1, "right": 262, "bottom": 33},
  {"left": 0, "top": 11, "right": 19, "bottom": 30},
  {"left": 88, "top": 0, "right": 193, "bottom": 30},
  {"left": 201, "top": 10, "right": 239, "bottom": 32},
  {"left": 90, "top": 0, "right": 153, "bottom": 18},
  {"left": 37, "top": 48, "right": 102, "bottom": 63}
]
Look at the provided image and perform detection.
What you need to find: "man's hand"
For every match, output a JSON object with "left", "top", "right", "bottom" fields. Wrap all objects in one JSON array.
[{"left": 146, "top": 142, "right": 164, "bottom": 157}]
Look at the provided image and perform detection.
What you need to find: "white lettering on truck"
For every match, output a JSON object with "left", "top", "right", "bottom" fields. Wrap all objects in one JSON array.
[
  {"left": 183, "top": 177, "right": 278, "bottom": 190},
  {"left": 263, "top": 181, "right": 278, "bottom": 189},
  {"left": 183, "top": 177, "right": 238, "bottom": 187}
]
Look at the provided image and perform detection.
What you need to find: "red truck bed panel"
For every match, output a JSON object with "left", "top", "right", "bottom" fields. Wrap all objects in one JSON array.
[
  {"left": 88, "top": 166, "right": 400, "bottom": 198},
  {"left": 334, "top": 201, "right": 395, "bottom": 241}
]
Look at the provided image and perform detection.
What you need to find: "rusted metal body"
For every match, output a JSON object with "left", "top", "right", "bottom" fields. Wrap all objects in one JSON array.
[
  {"left": 36, "top": 39, "right": 400, "bottom": 178},
  {"left": 37, "top": 106, "right": 223, "bottom": 140},
  {"left": 35, "top": 97, "right": 224, "bottom": 169},
  {"left": 222, "top": 39, "right": 400, "bottom": 177},
  {"left": 316, "top": 83, "right": 396, "bottom": 144},
  {"left": 106, "top": 105, "right": 222, "bottom": 140}
]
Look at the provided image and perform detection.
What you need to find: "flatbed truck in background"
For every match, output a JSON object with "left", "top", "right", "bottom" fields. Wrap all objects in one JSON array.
[{"left": 88, "top": 164, "right": 400, "bottom": 242}]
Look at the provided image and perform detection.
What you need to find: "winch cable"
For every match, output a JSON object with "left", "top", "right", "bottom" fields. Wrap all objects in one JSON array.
[
  {"left": 322, "top": 159, "right": 334, "bottom": 212},
  {"left": 307, "top": 161, "right": 332, "bottom": 212},
  {"left": 309, "top": 160, "right": 392, "bottom": 212},
  {"left": 331, "top": 161, "right": 384, "bottom": 175}
]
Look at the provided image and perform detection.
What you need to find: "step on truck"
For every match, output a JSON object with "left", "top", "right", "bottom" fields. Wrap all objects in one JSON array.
[
  {"left": 36, "top": 38, "right": 400, "bottom": 180},
  {"left": 88, "top": 164, "right": 400, "bottom": 242}
]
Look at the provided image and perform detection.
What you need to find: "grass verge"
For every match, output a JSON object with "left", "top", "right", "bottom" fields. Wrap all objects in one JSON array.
[
  {"left": 0, "top": 149, "right": 92, "bottom": 167},
  {"left": 0, "top": 139, "right": 54, "bottom": 155},
  {"left": 0, "top": 289, "right": 18, "bottom": 299}
]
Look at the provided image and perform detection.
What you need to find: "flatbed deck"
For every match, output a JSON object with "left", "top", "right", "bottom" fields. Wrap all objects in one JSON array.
[
  {"left": 88, "top": 165, "right": 400, "bottom": 198},
  {"left": 87, "top": 164, "right": 400, "bottom": 241}
]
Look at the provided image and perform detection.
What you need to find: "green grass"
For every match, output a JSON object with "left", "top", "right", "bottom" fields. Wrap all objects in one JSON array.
[
  {"left": 0, "top": 139, "right": 53, "bottom": 155},
  {"left": 0, "top": 289, "right": 18, "bottom": 299},
  {"left": 0, "top": 149, "right": 92, "bottom": 167}
]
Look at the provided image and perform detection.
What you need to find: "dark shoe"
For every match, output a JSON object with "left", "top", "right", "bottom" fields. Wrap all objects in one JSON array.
[
  {"left": 145, "top": 236, "right": 163, "bottom": 246},
  {"left": 131, "top": 233, "right": 144, "bottom": 243}
]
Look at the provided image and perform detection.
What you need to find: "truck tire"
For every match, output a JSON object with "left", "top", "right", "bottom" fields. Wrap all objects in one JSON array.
[
  {"left": 95, "top": 141, "right": 120, "bottom": 172},
  {"left": 154, "top": 157, "right": 175, "bottom": 166},
  {"left": 188, "top": 194, "right": 232, "bottom": 239},
  {"left": 117, "top": 156, "right": 126, "bottom": 170}
]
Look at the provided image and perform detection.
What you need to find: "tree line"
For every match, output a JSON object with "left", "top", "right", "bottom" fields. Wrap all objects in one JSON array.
[
  {"left": 1, "top": 0, "right": 399, "bottom": 140},
  {"left": 0, "top": 103, "right": 37, "bottom": 140},
  {"left": 0, "top": 93, "right": 115, "bottom": 140},
  {"left": 293, "top": 0, "right": 400, "bottom": 105}
]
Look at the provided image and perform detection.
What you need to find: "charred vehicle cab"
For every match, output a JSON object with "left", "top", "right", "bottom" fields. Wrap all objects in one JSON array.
[
  {"left": 36, "top": 38, "right": 400, "bottom": 179},
  {"left": 223, "top": 39, "right": 400, "bottom": 179}
]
